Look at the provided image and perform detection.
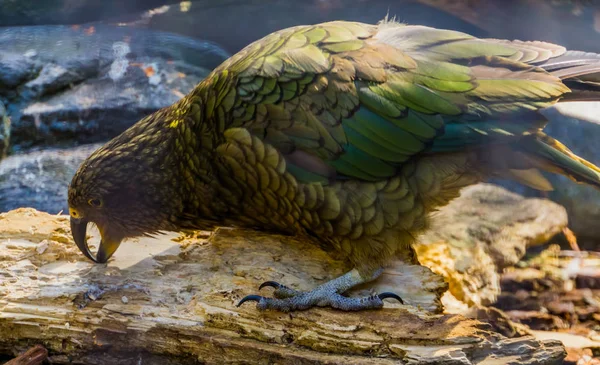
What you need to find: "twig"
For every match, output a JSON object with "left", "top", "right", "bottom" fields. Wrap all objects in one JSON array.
[{"left": 5, "top": 345, "right": 48, "bottom": 365}]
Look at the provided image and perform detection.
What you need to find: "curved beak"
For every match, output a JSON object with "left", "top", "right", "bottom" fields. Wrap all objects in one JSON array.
[
  {"left": 70, "top": 217, "right": 122, "bottom": 263},
  {"left": 71, "top": 217, "right": 97, "bottom": 263}
]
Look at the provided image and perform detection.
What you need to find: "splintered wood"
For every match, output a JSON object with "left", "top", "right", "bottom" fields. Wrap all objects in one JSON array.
[{"left": 0, "top": 208, "right": 565, "bottom": 364}]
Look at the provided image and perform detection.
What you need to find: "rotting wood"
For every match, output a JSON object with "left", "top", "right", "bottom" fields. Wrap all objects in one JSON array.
[{"left": 0, "top": 208, "right": 565, "bottom": 364}]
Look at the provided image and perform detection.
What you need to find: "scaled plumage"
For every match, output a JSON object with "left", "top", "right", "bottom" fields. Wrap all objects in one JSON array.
[{"left": 69, "top": 20, "right": 600, "bottom": 311}]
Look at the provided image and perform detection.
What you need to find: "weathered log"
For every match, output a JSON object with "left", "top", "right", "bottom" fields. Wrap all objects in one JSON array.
[{"left": 0, "top": 208, "right": 566, "bottom": 364}]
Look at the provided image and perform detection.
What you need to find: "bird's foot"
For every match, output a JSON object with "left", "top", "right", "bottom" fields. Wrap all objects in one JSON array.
[{"left": 237, "top": 269, "right": 403, "bottom": 312}]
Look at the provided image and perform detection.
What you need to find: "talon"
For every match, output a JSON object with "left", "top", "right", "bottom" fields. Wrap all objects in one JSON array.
[
  {"left": 378, "top": 292, "right": 404, "bottom": 304},
  {"left": 237, "top": 295, "right": 264, "bottom": 307},
  {"left": 259, "top": 281, "right": 281, "bottom": 290}
]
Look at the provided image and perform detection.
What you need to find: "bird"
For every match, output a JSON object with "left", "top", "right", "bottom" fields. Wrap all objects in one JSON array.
[{"left": 69, "top": 19, "right": 600, "bottom": 312}]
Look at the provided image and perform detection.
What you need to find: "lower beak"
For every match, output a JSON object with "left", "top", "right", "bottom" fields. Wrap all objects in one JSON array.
[{"left": 70, "top": 217, "right": 122, "bottom": 263}]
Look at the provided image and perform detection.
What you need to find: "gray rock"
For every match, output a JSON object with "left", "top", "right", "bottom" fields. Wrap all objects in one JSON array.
[
  {"left": 0, "top": 144, "right": 99, "bottom": 213},
  {"left": 13, "top": 60, "right": 204, "bottom": 147},
  {"left": 0, "top": 24, "right": 229, "bottom": 149},
  {"left": 416, "top": 183, "right": 568, "bottom": 306},
  {"left": 0, "top": 53, "right": 40, "bottom": 90},
  {"left": 20, "top": 59, "right": 99, "bottom": 99}
]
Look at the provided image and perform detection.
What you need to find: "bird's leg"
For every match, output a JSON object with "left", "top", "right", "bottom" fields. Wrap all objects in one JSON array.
[{"left": 237, "top": 268, "right": 403, "bottom": 312}]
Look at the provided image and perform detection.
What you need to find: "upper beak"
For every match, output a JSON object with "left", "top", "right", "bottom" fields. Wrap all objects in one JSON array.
[{"left": 70, "top": 217, "right": 122, "bottom": 263}]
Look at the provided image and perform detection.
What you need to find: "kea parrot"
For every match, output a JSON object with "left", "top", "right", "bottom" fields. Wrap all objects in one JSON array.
[{"left": 69, "top": 19, "right": 600, "bottom": 312}]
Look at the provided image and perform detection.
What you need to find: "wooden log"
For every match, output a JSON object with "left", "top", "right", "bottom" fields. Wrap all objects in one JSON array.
[{"left": 0, "top": 208, "right": 565, "bottom": 364}]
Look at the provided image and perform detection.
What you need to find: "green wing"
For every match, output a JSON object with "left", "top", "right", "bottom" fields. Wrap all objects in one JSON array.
[{"left": 207, "top": 21, "right": 570, "bottom": 183}]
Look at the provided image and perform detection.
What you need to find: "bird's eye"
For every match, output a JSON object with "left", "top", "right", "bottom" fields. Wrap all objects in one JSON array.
[{"left": 88, "top": 198, "right": 102, "bottom": 207}]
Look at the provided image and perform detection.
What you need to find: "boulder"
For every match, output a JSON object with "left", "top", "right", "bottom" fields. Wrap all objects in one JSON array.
[
  {"left": 0, "top": 208, "right": 566, "bottom": 364},
  {"left": 0, "top": 53, "right": 40, "bottom": 91},
  {"left": 0, "top": 24, "right": 229, "bottom": 149},
  {"left": 0, "top": 144, "right": 100, "bottom": 213},
  {"left": 415, "top": 184, "right": 568, "bottom": 307}
]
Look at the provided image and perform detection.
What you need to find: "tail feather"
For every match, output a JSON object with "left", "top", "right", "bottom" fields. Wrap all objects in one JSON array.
[
  {"left": 536, "top": 50, "right": 600, "bottom": 73},
  {"left": 517, "top": 50, "right": 600, "bottom": 188},
  {"left": 536, "top": 50, "right": 600, "bottom": 102},
  {"left": 517, "top": 133, "right": 600, "bottom": 189}
]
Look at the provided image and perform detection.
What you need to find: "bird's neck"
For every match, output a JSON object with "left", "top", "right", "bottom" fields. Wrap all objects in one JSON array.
[{"left": 159, "top": 93, "right": 232, "bottom": 228}]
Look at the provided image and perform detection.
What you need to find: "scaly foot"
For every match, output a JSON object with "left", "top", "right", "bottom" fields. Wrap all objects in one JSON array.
[{"left": 237, "top": 269, "right": 403, "bottom": 312}]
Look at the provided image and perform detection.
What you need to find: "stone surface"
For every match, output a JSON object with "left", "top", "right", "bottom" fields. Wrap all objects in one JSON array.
[
  {"left": 0, "top": 24, "right": 229, "bottom": 149},
  {"left": 415, "top": 183, "right": 568, "bottom": 307},
  {"left": 489, "top": 246, "right": 600, "bottom": 363},
  {"left": 0, "top": 208, "right": 565, "bottom": 364},
  {"left": 0, "top": 144, "right": 100, "bottom": 213},
  {"left": 0, "top": 53, "right": 40, "bottom": 90}
]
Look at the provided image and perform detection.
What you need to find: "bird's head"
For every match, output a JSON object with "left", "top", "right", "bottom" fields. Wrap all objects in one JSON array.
[{"left": 68, "top": 122, "right": 181, "bottom": 263}]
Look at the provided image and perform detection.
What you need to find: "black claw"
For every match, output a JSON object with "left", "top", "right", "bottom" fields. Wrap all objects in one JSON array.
[
  {"left": 237, "top": 295, "right": 264, "bottom": 307},
  {"left": 259, "top": 281, "right": 281, "bottom": 290},
  {"left": 378, "top": 292, "right": 404, "bottom": 304}
]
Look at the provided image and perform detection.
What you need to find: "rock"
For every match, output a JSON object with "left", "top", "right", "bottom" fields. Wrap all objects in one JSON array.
[
  {"left": 0, "top": 53, "right": 40, "bottom": 92},
  {"left": 19, "top": 60, "right": 99, "bottom": 99},
  {"left": 533, "top": 331, "right": 600, "bottom": 353},
  {"left": 0, "top": 24, "right": 229, "bottom": 149},
  {"left": 0, "top": 144, "right": 100, "bottom": 213},
  {"left": 415, "top": 183, "right": 568, "bottom": 306},
  {"left": 463, "top": 306, "right": 531, "bottom": 338},
  {"left": 506, "top": 311, "right": 568, "bottom": 331},
  {"left": 0, "top": 208, "right": 566, "bottom": 364},
  {"left": 500, "top": 268, "right": 562, "bottom": 293},
  {"left": 14, "top": 62, "right": 201, "bottom": 147},
  {"left": 564, "top": 348, "right": 599, "bottom": 365},
  {"left": 495, "top": 292, "right": 546, "bottom": 313},
  {"left": 491, "top": 246, "right": 600, "bottom": 359}
]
